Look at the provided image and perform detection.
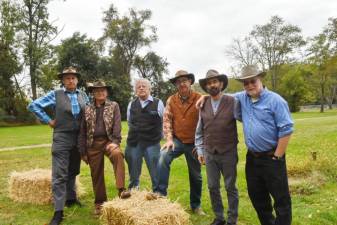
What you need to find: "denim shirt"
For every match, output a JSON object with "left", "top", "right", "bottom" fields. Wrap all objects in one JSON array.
[{"left": 235, "top": 88, "right": 294, "bottom": 152}]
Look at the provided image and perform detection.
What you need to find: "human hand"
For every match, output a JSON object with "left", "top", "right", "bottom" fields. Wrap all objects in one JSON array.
[
  {"left": 195, "top": 96, "right": 206, "bottom": 109},
  {"left": 161, "top": 140, "right": 175, "bottom": 151},
  {"left": 48, "top": 119, "right": 56, "bottom": 128}
]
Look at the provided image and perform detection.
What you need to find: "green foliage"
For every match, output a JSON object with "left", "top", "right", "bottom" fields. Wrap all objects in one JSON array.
[{"left": 277, "top": 64, "right": 315, "bottom": 112}]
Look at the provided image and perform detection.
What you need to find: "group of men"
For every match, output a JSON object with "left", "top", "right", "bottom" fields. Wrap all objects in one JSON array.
[{"left": 28, "top": 64, "right": 293, "bottom": 225}]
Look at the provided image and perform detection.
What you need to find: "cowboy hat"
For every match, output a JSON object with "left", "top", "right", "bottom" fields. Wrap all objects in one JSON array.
[
  {"left": 87, "top": 80, "right": 112, "bottom": 93},
  {"left": 57, "top": 66, "right": 81, "bottom": 79},
  {"left": 199, "top": 69, "right": 228, "bottom": 93},
  {"left": 169, "top": 70, "right": 195, "bottom": 84},
  {"left": 235, "top": 65, "right": 266, "bottom": 81}
]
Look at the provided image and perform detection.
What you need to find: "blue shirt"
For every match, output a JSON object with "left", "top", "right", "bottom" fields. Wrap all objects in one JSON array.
[
  {"left": 28, "top": 88, "right": 89, "bottom": 124},
  {"left": 126, "top": 96, "right": 165, "bottom": 124},
  {"left": 235, "top": 88, "right": 294, "bottom": 152}
]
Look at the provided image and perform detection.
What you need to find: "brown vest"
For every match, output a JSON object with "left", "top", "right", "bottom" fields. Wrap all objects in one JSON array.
[
  {"left": 169, "top": 91, "right": 201, "bottom": 143},
  {"left": 200, "top": 95, "right": 238, "bottom": 154}
]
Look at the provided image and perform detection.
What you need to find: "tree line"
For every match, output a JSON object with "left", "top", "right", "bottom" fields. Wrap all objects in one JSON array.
[{"left": 0, "top": 1, "right": 336, "bottom": 125}]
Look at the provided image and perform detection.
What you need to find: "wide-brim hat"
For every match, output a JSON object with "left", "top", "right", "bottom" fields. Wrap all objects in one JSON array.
[
  {"left": 199, "top": 69, "right": 228, "bottom": 93},
  {"left": 235, "top": 65, "right": 266, "bottom": 81},
  {"left": 169, "top": 70, "right": 195, "bottom": 84},
  {"left": 87, "top": 80, "right": 112, "bottom": 93},
  {"left": 57, "top": 66, "right": 81, "bottom": 79}
]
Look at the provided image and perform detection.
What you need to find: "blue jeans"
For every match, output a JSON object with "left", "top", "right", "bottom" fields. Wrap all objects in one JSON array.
[
  {"left": 157, "top": 138, "right": 202, "bottom": 209},
  {"left": 125, "top": 143, "right": 160, "bottom": 192}
]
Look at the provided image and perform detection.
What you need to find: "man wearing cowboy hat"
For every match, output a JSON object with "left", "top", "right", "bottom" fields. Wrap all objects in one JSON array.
[
  {"left": 78, "top": 80, "right": 131, "bottom": 215},
  {"left": 235, "top": 65, "right": 293, "bottom": 225},
  {"left": 125, "top": 78, "right": 164, "bottom": 192},
  {"left": 197, "top": 65, "right": 293, "bottom": 225},
  {"left": 195, "top": 69, "right": 239, "bottom": 225},
  {"left": 28, "top": 66, "right": 89, "bottom": 225},
  {"left": 157, "top": 70, "right": 205, "bottom": 215}
]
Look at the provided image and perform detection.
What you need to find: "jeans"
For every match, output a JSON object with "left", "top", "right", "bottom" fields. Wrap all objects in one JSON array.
[
  {"left": 157, "top": 138, "right": 202, "bottom": 209},
  {"left": 125, "top": 143, "right": 160, "bottom": 192},
  {"left": 246, "top": 152, "right": 292, "bottom": 225}
]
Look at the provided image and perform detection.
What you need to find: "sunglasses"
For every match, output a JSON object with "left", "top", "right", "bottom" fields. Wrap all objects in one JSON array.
[{"left": 243, "top": 78, "right": 257, "bottom": 86}]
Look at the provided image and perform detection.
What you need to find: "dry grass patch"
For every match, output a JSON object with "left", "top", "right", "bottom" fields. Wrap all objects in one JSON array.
[
  {"left": 8, "top": 169, "right": 84, "bottom": 205},
  {"left": 101, "top": 190, "right": 191, "bottom": 225}
]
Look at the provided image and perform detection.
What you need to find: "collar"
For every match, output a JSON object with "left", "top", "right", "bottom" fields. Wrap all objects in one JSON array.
[
  {"left": 139, "top": 95, "right": 153, "bottom": 102},
  {"left": 63, "top": 87, "right": 79, "bottom": 94}
]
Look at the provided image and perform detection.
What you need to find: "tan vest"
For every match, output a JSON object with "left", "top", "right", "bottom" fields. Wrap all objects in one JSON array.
[{"left": 200, "top": 95, "right": 238, "bottom": 154}]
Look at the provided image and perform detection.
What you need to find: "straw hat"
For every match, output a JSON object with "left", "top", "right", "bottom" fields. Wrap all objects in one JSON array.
[
  {"left": 169, "top": 70, "right": 195, "bottom": 84},
  {"left": 199, "top": 69, "right": 228, "bottom": 92}
]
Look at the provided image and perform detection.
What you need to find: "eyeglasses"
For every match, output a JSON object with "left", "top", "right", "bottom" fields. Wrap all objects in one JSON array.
[
  {"left": 175, "top": 78, "right": 190, "bottom": 85},
  {"left": 243, "top": 78, "right": 257, "bottom": 86}
]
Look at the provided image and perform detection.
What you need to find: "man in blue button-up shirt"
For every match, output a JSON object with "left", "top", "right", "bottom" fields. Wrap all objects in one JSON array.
[
  {"left": 197, "top": 65, "right": 293, "bottom": 225},
  {"left": 235, "top": 65, "right": 293, "bottom": 225},
  {"left": 28, "top": 67, "right": 88, "bottom": 225}
]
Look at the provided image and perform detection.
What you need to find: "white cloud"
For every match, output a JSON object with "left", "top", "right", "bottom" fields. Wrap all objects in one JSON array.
[{"left": 48, "top": 0, "right": 337, "bottom": 80}]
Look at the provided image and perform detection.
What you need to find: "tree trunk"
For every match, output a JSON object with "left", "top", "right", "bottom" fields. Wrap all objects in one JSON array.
[{"left": 320, "top": 83, "right": 325, "bottom": 113}]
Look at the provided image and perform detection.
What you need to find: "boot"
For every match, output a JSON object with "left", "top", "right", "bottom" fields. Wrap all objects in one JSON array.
[{"left": 49, "top": 210, "right": 63, "bottom": 225}]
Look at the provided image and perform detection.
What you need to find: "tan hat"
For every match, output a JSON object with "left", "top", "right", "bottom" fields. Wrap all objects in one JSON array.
[
  {"left": 87, "top": 80, "right": 112, "bottom": 93},
  {"left": 57, "top": 66, "right": 81, "bottom": 79},
  {"left": 169, "top": 70, "right": 195, "bottom": 84},
  {"left": 235, "top": 65, "right": 266, "bottom": 81},
  {"left": 199, "top": 69, "right": 228, "bottom": 93}
]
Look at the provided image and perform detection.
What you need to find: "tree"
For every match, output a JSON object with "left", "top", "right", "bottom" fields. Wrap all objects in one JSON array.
[
  {"left": 277, "top": 64, "right": 315, "bottom": 112},
  {"left": 20, "top": 0, "right": 58, "bottom": 99},
  {"left": 134, "top": 51, "right": 169, "bottom": 98},
  {"left": 250, "top": 16, "right": 305, "bottom": 90},
  {"left": 101, "top": 4, "right": 157, "bottom": 77},
  {"left": 56, "top": 32, "right": 100, "bottom": 87},
  {"left": 0, "top": 0, "right": 22, "bottom": 117}
]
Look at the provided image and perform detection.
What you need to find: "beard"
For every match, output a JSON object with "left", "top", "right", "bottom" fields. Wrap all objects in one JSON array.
[{"left": 207, "top": 87, "right": 221, "bottom": 96}]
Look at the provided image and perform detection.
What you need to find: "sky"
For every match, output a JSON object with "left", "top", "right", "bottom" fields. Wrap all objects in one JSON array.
[{"left": 47, "top": 0, "right": 337, "bottom": 81}]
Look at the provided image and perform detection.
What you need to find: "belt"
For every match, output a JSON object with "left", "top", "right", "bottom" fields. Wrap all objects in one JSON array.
[{"left": 248, "top": 149, "right": 275, "bottom": 158}]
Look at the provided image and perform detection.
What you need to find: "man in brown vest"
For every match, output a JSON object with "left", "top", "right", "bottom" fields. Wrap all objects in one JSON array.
[
  {"left": 157, "top": 70, "right": 205, "bottom": 215},
  {"left": 195, "top": 70, "right": 239, "bottom": 225}
]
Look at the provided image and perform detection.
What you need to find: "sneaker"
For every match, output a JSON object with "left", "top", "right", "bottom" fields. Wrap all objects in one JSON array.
[
  {"left": 210, "top": 218, "right": 226, "bottom": 225},
  {"left": 118, "top": 188, "right": 131, "bottom": 199},
  {"left": 49, "top": 210, "right": 63, "bottom": 225},
  {"left": 192, "top": 207, "right": 206, "bottom": 215},
  {"left": 65, "top": 199, "right": 82, "bottom": 207}
]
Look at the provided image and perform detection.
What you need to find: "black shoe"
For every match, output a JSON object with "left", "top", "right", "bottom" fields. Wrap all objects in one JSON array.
[
  {"left": 49, "top": 210, "right": 63, "bottom": 225},
  {"left": 65, "top": 199, "right": 82, "bottom": 207},
  {"left": 210, "top": 218, "right": 226, "bottom": 225}
]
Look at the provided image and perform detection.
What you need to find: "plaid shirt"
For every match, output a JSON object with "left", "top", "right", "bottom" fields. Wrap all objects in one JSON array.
[{"left": 28, "top": 88, "right": 89, "bottom": 124}]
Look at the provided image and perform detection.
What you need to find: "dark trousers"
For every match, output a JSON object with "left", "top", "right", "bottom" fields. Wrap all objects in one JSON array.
[
  {"left": 87, "top": 137, "right": 126, "bottom": 204},
  {"left": 52, "top": 132, "right": 81, "bottom": 211},
  {"left": 204, "top": 150, "right": 239, "bottom": 224},
  {"left": 245, "top": 152, "right": 292, "bottom": 225},
  {"left": 157, "top": 138, "right": 202, "bottom": 209}
]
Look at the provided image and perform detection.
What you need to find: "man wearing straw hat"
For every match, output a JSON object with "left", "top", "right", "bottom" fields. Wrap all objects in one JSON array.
[
  {"left": 195, "top": 69, "right": 239, "bottom": 225},
  {"left": 197, "top": 65, "right": 293, "bottom": 225},
  {"left": 78, "top": 80, "right": 131, "bottom": 215},
  {"left": 157, "top": 70, "right": 205, "bottom": 215},
  {"left": 125, "top": 78, "right": 164, "bottom": 192},
  {"left": 28, "top": 66, "right": 88, "bottom": 225}
]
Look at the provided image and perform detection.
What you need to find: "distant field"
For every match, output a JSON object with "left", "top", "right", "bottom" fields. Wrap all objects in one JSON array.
[{"left": 0, "top": 111, "right": 336, "bottom": 225}]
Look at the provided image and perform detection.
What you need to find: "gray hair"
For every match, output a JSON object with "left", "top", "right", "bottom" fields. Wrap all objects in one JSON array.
[{"left": 134, "top": 78, "right": 151, "bottom": 92}]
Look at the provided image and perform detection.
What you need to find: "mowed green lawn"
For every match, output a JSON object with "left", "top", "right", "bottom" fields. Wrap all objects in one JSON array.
[{"left": 0, "top": 110, "right": 336, "bottom": 225}]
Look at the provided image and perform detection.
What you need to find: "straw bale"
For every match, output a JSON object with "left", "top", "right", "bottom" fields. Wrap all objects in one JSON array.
[
  {"left": 8, "top": 169, "right": 84, "bottom": 205},
  {"left": 101, "top": 190, "right": 191, "bottom": 225}
]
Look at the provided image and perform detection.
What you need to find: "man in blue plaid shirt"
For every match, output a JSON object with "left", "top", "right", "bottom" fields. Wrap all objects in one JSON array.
[{"left": 28, "top": 67, "right": 89, "bottom": 225}]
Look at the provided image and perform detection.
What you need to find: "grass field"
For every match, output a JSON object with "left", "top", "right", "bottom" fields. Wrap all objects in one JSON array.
[{"left": 0, "top": 110, "right": 336, "bottom": 225}]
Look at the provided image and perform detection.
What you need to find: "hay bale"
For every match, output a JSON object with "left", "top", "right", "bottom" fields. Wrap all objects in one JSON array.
[
  {"left": 8, "top": 169, "right": 84, "bottom": 205},
  {"left": 101, "top": 190, "right": 191, "bottom": 225}
]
